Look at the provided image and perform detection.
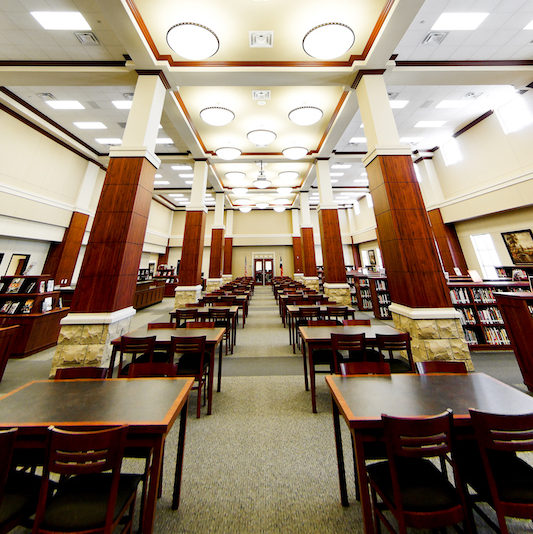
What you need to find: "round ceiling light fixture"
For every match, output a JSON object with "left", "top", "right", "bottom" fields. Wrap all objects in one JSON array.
[
  {"left": 234, "top": 198, "right": 253, "bottom": 206},
  {"left": 232, "top": 187, "right": 248, "bottom": 196},
  {"left": 247, "top": 129, "right": 277, "bottom": 147},
  {"left": 273, "top": 205, "right": 286, "bottom": 212},
  {"left": 252, "top": 160, "right": 272, "bottom": 189},
  {"left": 225, "top": 171, "right": 246, "bottom": 182},
  {"left": 239, "top": 206, "right": 252, "bottom": 213},
  {"left": 282, "top": 146, "right": 308, "bottom": 160},
  {"left": 256, "top": 202, "right": 269, "bottom": 209},
  {"left": 302, "top": 22, "right": 355, "bottom": 60},
  {"left": 277, "top": 187, "right": 292, "bottom": 195},
  {"left": 200, "top": 106, "right": 235, "bottom": 126},
  {"left": 216, "top": 147, "right": 241, "bottom": 160},
  {"left": 272, "top": 198, "right": 290, "bottom": 205},
  {"left": 278, "top": 171, "right": 299, "bottom": 181},
  {"left": 288, "top": 106, "right": 323, "bottom": 126},
  {"left": 166, "top": 22, "right": 219, "bottom": 60}
]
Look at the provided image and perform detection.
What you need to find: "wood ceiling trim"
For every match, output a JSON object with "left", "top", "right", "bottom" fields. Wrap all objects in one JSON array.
[
  {"left": 313, "top": 90, "right": 349, "bottom": 154},
  {"left": 172, "top": 89, "right": 209, "bottom": 154},
  {"left": 125, "top": 0, "right": 396, "bottom": 68},
  {"left": 395, "top": 60, "right": 533, "bottom": 67},
  {"left": 0, "top": 60, "right": 127, "bottom": 67}
]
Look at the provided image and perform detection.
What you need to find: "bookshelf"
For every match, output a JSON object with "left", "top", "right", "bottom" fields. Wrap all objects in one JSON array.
[
  {"left": 153, "top": 266, "right": 179, "bottom": 297},
  {"left": 369, "top": 276, "right": 392, "bottom": 319},
  {"left": 347, "top": 272, "right": 392, "bottom": 319},
  {"left": 495, "top": 291, "right": 533, "bottom": 391},
  {"left": 0, "top": 275, "right": 69, "bottom": 357},
  {"left": 495, "top": 265, "right": 533, "bottom": 280},
  {"left": 448, "top": 280, "right": 529, "bottom": 351}
]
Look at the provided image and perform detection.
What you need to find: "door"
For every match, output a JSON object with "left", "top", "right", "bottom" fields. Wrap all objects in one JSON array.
[
  {"left": 264, "top": 259, "right": 273, "bottom": 285},
  {"left": 254, "top": 258, "right": 274, "bottom": 285}
]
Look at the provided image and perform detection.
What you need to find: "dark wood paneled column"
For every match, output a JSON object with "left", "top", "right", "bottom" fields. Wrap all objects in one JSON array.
[
  {"left": 70, "top": 157, "right": 154, "bottom": 313},
  {"left": 178, "top": 210, "right": 206, "bottom": 286},
  {"left": 369, "top": 155, "right": 452, "bottom": 308},
  {"left": 351, "top": 237, "right": 362, "bottom": 269},
  {"left": 208, "top": 228, "right": 224, "bottom": 279},
  {"left": 318, "top": 209, "right": 347, "bottom": 284},
  {"left": 428, "top": 208, "right": 468, "bottom": 275},
  {"left": 300, "top": 227, "right": 317, "bottom": 277},
  {"left": 292, "top": 236, "right": 303, "bottom": 274},
  {"left": 223, "top": 237, "right": 233, "bottom": 276},
  {"left": 43, "top": 211, "right": 89, "bottom": 285}
]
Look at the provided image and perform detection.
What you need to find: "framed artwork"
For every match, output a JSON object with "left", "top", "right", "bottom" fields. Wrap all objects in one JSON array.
[
  {"left": 368, "top": 249, "right": 376, "bottom": 266},
  {"left": 501, "top": 229, "right": 533, "bottom": 265}
]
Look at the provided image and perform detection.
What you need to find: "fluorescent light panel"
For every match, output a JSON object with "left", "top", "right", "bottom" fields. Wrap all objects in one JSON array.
[
  {"left": 436, "top": 100, "right": 468, "bottom": 109},
  {"left": 525, "top": 20, "right": 533, "bottom": 30},
  {"left": 172, "top": 165, "right": 192, "bottom": 171},
  {"left": 431, "top": 12, "right": 489, "bottom": 31},
  {"left": 389, "top": 100, "right": 409, "bottom": 109},
  {"left": 112, "top": 100, "right": 132, "bottom": 110},
  {"left": 73, "top": 121, "right": 106, "bottom": 129},
  {"left": 154, "top": 180, "right": 170, "bottom": 185},
  {"left": 349, "top": 137, "right": 367, "bottom": 144},
  {"left": 31, "top": 11, "right": 90, "bottom": 30},
  {"left": 95, "top": 138, "right": 122, "bottom": 145},
  {"left": 46, "top": 100, "right": 84, "bottom": 110},
  {"left": 415, "top": 120, "right": 446, "bottom": 128}
]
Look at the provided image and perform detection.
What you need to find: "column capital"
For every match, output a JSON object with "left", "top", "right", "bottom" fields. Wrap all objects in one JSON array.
[
  {"left": 109, "top": 147, "right": 161, "bottom": 169},
  {"left": 362, "top": 146, "right": 412, "bottom": 167},
  {"left": 317, "top": 204, "right": 339, "bottom": 211},
  {"left": 186, "top": 205, "right": 207, "bottom": 213}
]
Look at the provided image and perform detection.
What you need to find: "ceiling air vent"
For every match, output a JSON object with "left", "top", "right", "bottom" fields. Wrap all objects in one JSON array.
[
  {"left": 249, "top": 31, "right": 273, "bottom": 48},
  {"left": 75, "top": 32, "right": 100, "bottom": 46},
  {"left": 252, "top": 90, "right": 271, "bottom": 101},
  {"left": 421, "top": 31, "right": 448, "bottom": 45}
]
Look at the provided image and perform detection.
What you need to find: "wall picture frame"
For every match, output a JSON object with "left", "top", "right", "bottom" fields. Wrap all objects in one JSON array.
[
  {"left": 501, "top": 229, "right": 533, "bottom": 265},
  {"left": 368, "top": 249, "right": 376, "bottom": 266}
]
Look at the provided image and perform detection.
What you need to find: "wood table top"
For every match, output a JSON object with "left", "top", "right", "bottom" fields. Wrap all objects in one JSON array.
[
  {"left": 172, "top": 306, "right": 238, "bottom": 314},
  {"left": 326, "top": 373, "right": 533, "bottom": 430},
  {"left": 299, "top": 324, "right": 400, "bottom": 341},
  {"left": 287, "top": 304, "right": 356, "bottom": 313},
  {"left": 112, "top": 327, "right": 225, "bottom": 345},
  {"left": 0, "top": 378, "right": 194, "bottom": 431}
]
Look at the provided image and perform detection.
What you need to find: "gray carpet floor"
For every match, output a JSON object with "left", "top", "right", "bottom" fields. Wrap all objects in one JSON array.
[{"left": 4, "top": 285, "right": 533, "bottom": 533}]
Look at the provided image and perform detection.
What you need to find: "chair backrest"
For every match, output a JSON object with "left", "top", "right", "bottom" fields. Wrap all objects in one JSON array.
[
  {"left": 147, "top": 322, "right": 175, "bottom": 329},
  {"left": 309, "top": 320, "right": 338, "bottom": 326},
  {"left": 185, "top": 302, "right": 202, "bottom": 308},
  {"left": 343, "top": 319, "right": 371, "bottom": 326},
  {"left": 186, "top": 321, "right": 215, "bottom": 328},
  {"left": 170, "top": 335, "right": 206, "bottom": 355},
  {"left": 0, "top": 428, "right": 17, "bottom": 501},
  {"left": 326, "top": 306, "right": 348, "bottom": 318},
  {"left": 416, "top": 360, "right": 468, "bottom": 374},
  {"left": 213, "top": 300, "right": 234, "bottom": 307},
  {"left": 175, "top": 309, "right": 198, "bottom": 323},
  {"left": 128, "top": 362, "right": 178, "bottom": 377},
  {"left": 339, "top": 361, "right": 391, "bottom": 375},
  {"left": 298, "top": 307, "right": 320, "bottom": 320},
  {"left": 55, "top": 367, "right": 108, "bottom": 379},
  {"left": 208, "top": 308, "right": 230, "bottom": 320},
  {"left": 119, "top": 336, "right": 156, "bottom": 358},
  {"left": 332, "top": 333, "right": 367, "bottom": 373},
  {"left": 0, "top": 325, "right": 19, "bottom": 382},
  {"left": 375, "top": 332, "right": 411, "bottom": 351}
]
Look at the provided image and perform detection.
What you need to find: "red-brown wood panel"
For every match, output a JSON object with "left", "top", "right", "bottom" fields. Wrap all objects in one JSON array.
[
  {"left": 300, "top": 226, "right": 317, "bottom": 277},
  {"left": 208, "top": 228, "right": 224, "bottom": 278},
  {"left": 428, "top": 208, "right": 468, "bottom": 275},
  {"left": 292, "top": 236, "right": 303, "bottom": 273},
  {"left": 178, "top": 210, "right": 206, "bottom": 286},
  {"left": 367, "top": 155, "right": 452, "bottom": 309},
  {"left": 42, "top": 242, "right": 61, "bottom": 278},
  {"left": 54, "top": 211, "right": 89, "bottom": 286},
  {"left": 71, "top": 157, "right": 155, "bottom": 313},
  {"left": 158, "top": 246, "right": 169, "bottom": 266},
  {"left": 223, "top": 237, "right": 233, "bottom": 275},
  {"left": 318, "top": 209, "right": 347, "bottom": 284},
  {"left": 351, "top": 237, "right": 362, "bottom": 269}
]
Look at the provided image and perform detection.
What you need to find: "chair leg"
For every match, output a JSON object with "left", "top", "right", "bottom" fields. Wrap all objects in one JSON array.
[
  {"left": 196, "top": 381, "right": 202, "bottom": 418},
  {"left": 350, "top": 433, "right": 360, "bottom": 501}
]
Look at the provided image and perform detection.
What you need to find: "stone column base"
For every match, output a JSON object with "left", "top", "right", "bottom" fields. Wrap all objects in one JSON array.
[
  {"left": 175, "top": 284, "right": 203, "bottom": 308},
  {"left": 222, "top": 274, "right": 233, "bottom": 284},
  {"left": 324, "top": 282, "right": 352, "bottom": 306},
  {"left": 206, "top": 278, "right": 223, "bottom": 293},
  {"left": 389, "top": 303, "right": 473, "bottom": 371},
  {"left": 294, "top": 273, "right": 304, "bottom": 281},
  {"left": 302, "top": 276, "right": 320, "bottom": 291},
  {"left": 50, "top": 307, "right": 136, "bottom": 377}
]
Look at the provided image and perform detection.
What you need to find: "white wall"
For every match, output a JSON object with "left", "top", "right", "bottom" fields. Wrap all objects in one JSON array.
[{"left": 0, "top": 237, "right": 50, "bottom": 276}]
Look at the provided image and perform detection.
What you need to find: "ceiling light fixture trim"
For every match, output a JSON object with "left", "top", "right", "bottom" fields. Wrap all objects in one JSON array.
[
  {"left": 247, "top": 129, "right": 277, "bottom": 146},
  {"left": 200, "top": 106, "right": 235, "bottom": 126},
  {"left": 288, "top": 106, "right": 323, "bottom": 126},
  {"left": 302, "top": 22, "right": 355, "bottom": 59},
  {"left": 166, "top": 22, "right": 219, "bottom": 60}
]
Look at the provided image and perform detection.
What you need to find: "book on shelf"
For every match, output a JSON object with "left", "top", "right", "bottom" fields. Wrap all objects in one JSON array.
[
  {"left": 46, "top": 279, "right": 54, "bottom": 292},
  {"left": 0, "top": 301, "right": 13, "bottom": 313},
  {"left": 39, "top": 281, "right": 46, "bottom": 293},
  {"left": 7, "top": 302, "right": 20, "bottom": 314},
  {"left": 25, "top": 281, "right": 36, "bottom": 293},
  {"left": 21, "top": 299, "right": 34, "bottom": 313},
  {"left": 41, "top": 297, "right": 53, "bottom": 312},
  {"left": 6, "top": 278, "right": 23, "bottom": 293},
  {"left": 0, "top": 282, "right": 4, "bottom": 293}
]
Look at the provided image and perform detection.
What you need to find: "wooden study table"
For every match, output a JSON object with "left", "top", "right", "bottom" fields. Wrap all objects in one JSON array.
[
  {"left": 110, "top": 327, "right": 225, "bottom": 414},
  {"left": 0, "top": 377, "right": 193, "bottom": 534},
  {"left": 326, "top": 372, "right": 533, "bottom": 534},
  {"left": 299, "top": 324, "right": 400, "bottom": 413}
]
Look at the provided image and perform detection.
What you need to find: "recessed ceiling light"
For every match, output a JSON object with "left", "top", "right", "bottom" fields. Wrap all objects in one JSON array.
[
  {"left": 112, "top": 100, "right": 132, "bottom": 110},
  {"left": 277, "top": 187, "right": 292, "bottom": 195},
  {"left": 154, "top": 180, "right": 170, "bottom": 185},
  {"left": 239, "top": 206, "right": 252, "bottom": 213},
  {"left": 331, "top": 163, "right": 351, "bottom": 169},
  {"left": 156, "top": 138, "right": 173, "bottom": 144},
  {"left": 415, "top": 121, "right": 446, "bottom": 128},
  {"left": 330, "top": 172, "right": 344, "bottom": 177},
  {"left": 179, "top": 173, "right": 194, "bottom": 178},
  {"left": 31, "top": 11, "right": 91, "bottom": 30},
  {"left": 282, "top": 147, "right": 308, "bottom": 160},
  {"left": 361, "top": 172, "right": 367, "bottom": 177},
  {"left": 73, "top": 121, "right": 106, "bottom": 129},
  {"left": 200, "top": 107, "right": 235, "bottom": 126},
  {"left": 278, "top": 171, "right": 299, "bottom": 180},
  {"left": 46, "top": 100, "right": 84, "bottom": 110},
  {"left": 303, "top": 22, "right": 355, "bottom": 59},
  {"left": 233, "top": 188, "right": 248, "bottom": 196},
  {"left": 273, "top": 206, "right": 286, "bottom": 212},
  {"left": 95, "top": 138, "right": 122, "bottom": 145},
  {"left": 353, "top": 179, "right": 368, "bottom": 185},
  {"left": 155, "top": 174, "right": 162, "bottom": 178},
  {"left": 247, "top": 130, "right": 277, "bottom": 146},
  {"left": 166, "top": 22, "right": 219, "bottom": 60},
  {"left": 525, "top": 20, "right": 533, "bottom": 30},
  {"left": 389, "top": 100, "right": 409, "bottom": 109},
  {"left": 349, "top": 137, "right": 366, "bottom": 144},
  {"left": 431, "top": 12, "right": 489, "bottom": 31},
  {"left": 216, "top": 147, "right": 242, "bottom": 160},
  {"left": 185, "top": 180, "right": 193, "bottom": 185},
  {"left": 288, "top": 106, "right": 323, "bottom": 126},
  {"left": 169, "top": 193, "right": 184, "bottom": 197},
  {"left": 171, "top": 164, "right": 192, "bottom": 171},
  {"left": 436, "top": 100, "right": 467, "bottom": 109}
]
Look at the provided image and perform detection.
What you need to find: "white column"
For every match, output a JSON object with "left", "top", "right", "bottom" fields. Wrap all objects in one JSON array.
[
  {"left": 75, "top": 161, "right": 99, "bottom": 212},
  {"left": 188, "top": 160, "right": 208, "bottom": 211},
  {"left": 225, "top": 209, "right": 234, "bottom": 237},
  {"left": 291, "top": 209, "right": 300, "bottom": 236},
  {"left": 347, "top": 207, "right": 356, "bottom": 235},
  {"left": 315, "top": 159, "right": 336, "bottom": 209},
  {"left": 213, "top": 192, "right": 225, "bottom": 228},
  {"left": 415, "top": 157, "right": 445, "bottom": 209},
  {"left": 299, "top": 192, "right": 312, "bottom": 227}
]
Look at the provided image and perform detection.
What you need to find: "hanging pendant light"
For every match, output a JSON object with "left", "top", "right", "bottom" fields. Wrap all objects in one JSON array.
[{"left": 252, "top": 161, "right": 272, "bottom": 189}]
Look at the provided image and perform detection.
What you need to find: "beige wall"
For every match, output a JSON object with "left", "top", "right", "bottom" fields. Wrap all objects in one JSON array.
[{"left": 232, "top": 246, "right": 294, "bottom": 278}]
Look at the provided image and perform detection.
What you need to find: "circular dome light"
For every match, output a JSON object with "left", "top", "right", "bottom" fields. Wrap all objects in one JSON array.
[
  {"left": 253, "top": 177, "right": 271, "bottom": 189},
  {"left": 234, "top": 198, "right": 252, "bottom": 206},
  {"left": 273, "top": 206, "right": 286, "bottom": 212},
  {"left": 277, "top": 187, "right": 292, "bottom": 195},
  {"left": 239, "top": 206, "right": 252, "bottom": 213},
  {"left": 256, "top": 202, "right": 269, "bottom": 209},
  {"left": 288, "top": 106, "right": 323, "bottom": 126},
  {"left": 247, "top": 129, "right": 277, "bottom": 147},
  {"left": 200, "top": 107, "right": 234, "bottom": 126},
  {"left": 233, "top": 187, "right": 248, "bottom": 196},
  {"left": 225, "top": 171, "right": 246, "bottom": 182},
  {"left": 278, "top": 171, "right": 299, "bottom": 181},
  {"left": 302, "top": 23, "right": 355, "bottom": 60},
  {"left": 216, "top": 147, "right": 241, "bottom": 160},
  {"left": 166, "top": 22, "right": 219, "bottom": 60},
  {"left": 282, "top": 147, "right": 308, "bottom": 160},
  {"left": 272, "top": 198, "right": 290, "bottom": 205}
]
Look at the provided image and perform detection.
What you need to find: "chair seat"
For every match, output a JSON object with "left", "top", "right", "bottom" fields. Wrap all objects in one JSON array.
[
  {"left": 367, "top": 457, "right": 461, "bottom": 512},
  {"left": 40, "top": 472, "right": 142, "bottom": 531},
  {"left": 0, "top": 470, "right": 41, "bottom": 525},
  {"left": 175, "top": 352, "right": 208, "bottom": 374}
]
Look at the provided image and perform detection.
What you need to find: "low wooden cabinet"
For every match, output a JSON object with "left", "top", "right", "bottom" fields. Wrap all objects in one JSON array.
[{"left": 133, "top": 281, "right": 165, "bottom": 309}]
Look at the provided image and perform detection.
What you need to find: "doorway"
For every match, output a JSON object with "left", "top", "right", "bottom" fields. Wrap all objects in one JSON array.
[{"left": 254, "top": 258, "right": 274, "bottom": 285}]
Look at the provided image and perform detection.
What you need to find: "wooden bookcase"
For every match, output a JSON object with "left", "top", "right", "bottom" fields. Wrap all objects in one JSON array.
[
  {"left": 133, "top": 281, "right": 165, "bottom": 309},
  {"left": 153, "top": 276, "right": 179, "bottom": 297},
  {"left": 495, "top": 265, "right": 533, "bottom": 281},
  {"left": 448, "top": 280, "right": 529, "bottom": 351},
  {"left": 369, "top": 276, "right": 392, "bottom": 319},
  {"left": 0, "top": 275, "right": 69, "bottom": 357},
  {"left": 495, "top": 291, "right": 533, "bottom": 391},
  {"left": 347, "top": 272, "right": 392, "bottom": 319}
]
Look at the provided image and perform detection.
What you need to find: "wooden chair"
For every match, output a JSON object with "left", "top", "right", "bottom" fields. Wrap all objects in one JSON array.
[
  {"left": 116, "top": 336, "right": 156, "bottom": 376},
  {"left": 367, "top": 410, "right": 472, "bottom": 534},
  {"left": 32, "top": 425, "right": 140, "bottom": 534},
  {"left": 331, "top": 333, "right": 368, "bottom": 373},
  {"left": 54, "top": 367, "right": 108, "bottom": 379},
  {"left": 170, "top": 336, "right": 209, "bottom": 418},
  {"left": 343, "top": 319, "right": 371, "bottom": 326},
  {"left": 294, "top": 307, "right": 320, "bottom": 351},
  {"left": 416, "top": 360, "right": 468, "bottom": 374},
  {"left": 325, "top": 306, "right": 349, "bottom": 324},
  {"left": 174, "top": 308, "right": 198, "bottom": 328},
  {"left": 375, "top": 332, "right": 415, "bottom": 372},
  {"left": 0, "top": 428, "right": 41, "bottom": 533},
  {"left": 339, "top": 361, "right": 390, "bottom": 375},
  {"left": 186, "top": 321, "right": 215, "bottom": 328},
  {"left": 128, "top": 362, "right": 178, "bottom": 377},
  {"left": 0, "top": 325, "right": 19, "bottom": 383},
  {"left": 184, "top": 302, "right": 202, "bottom": 308},
  {"left": 208, "top": 308, "right": 233, "bottom": 354},
  {"left": 147, "top": 322, "right": 175, "bottom": 329}
]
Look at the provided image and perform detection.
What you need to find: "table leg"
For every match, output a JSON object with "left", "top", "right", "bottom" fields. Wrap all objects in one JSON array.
[
  {"left": 309, "top": 346, "right": 317, "bottom": 413},
  {"left": 207, "top": 345, "right": 215, "bottom": 415},
  {"left": 331, "top": 398, "right": 349, "bottom": 507},
  {"left": 143, "top": 434, "right": 165, "bottom": 533},
  {"left": 352, "top": 430, "right": 375, "bottom": 534},
  {"left": 108, "top": 346, "right": 117, "bottom": 378},
  {"left": 172, "top": 400, "right": 189, "bottom": 510},
  {"left": 217, "top": 338, "right": 223, "bottom": 394},
  {"left": 302, "top": 338, "right": 309, "bottom": 391}
]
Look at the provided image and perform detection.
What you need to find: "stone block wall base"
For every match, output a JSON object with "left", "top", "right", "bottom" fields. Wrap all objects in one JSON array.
[
  {"left": 50, "top": 315, "right": 132, "bottom": 377},
  {"left": 174, "top": 285, "right": 203, "bottom": 308},
  {"left": 222, "top": 274, "right": 233, "bottom": 284},
  {"left": 205, "top": 278, "right": 223, "bottom": 293},
  {"left": 391, "top": 310, "right": 474, "bottom": 371},
  {"left": 324, "top": 284, "right": 352, "bottom": 306},
  {"left": 294, "top": 273, "right": 304, "bottom": 280},
  {"left": 302, "top": 276, "right": 320, "bottom": 291}
]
